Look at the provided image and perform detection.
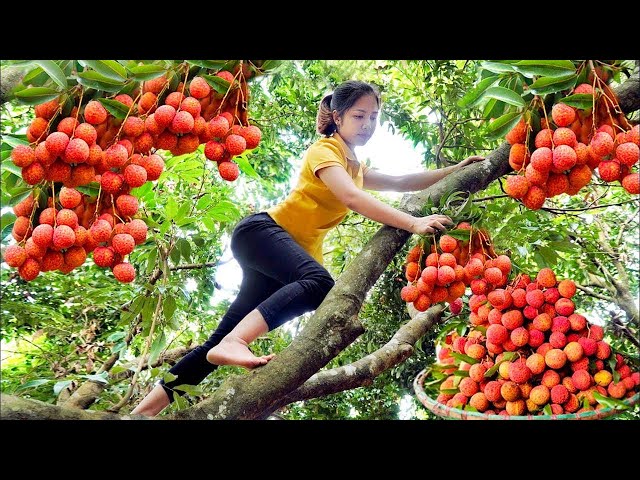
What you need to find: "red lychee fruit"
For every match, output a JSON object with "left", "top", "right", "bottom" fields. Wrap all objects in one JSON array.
[
  {"left": 112, "top": 233, "right": 135, "bottom": 255},
  {"left": 52, "top": 225, "right": 76, "bottom": 249},
  {"left": 505, "top": 175, "right": 529, "bottom": 199},
  {"left": 113, "top": 262, "right": 136, "bottom": 283},
  {"left": 621, "top": 172, "right": 639, "bottom": 194},
  {"left": 553, "top": 127, "right": 577, "bottom": 147},
  {"left": 505, "top": 119, "right": 527, "bottom": 145},
  {"left": 93, "top": 246, "right": 116, "bottom": 268},
  {"left": 225, "top": 134, "right": 247, "bottom": 156},
  {"left": 18, "top": 257, "right": 41, "bottom": 281},
  {"left": 552, "top": 145, "right": 577, "bottom": 172},
  {"left": 189, "top": 76, "right": 211, "bottom": 99},
  {"left": 84, "top": 100, "right": 108, "bottom": 125},
  {"left": 552, "top": 103, "right": 576, "bottom": 128},
  {"left": 123, "top": 164, "right": 148, "bottom": 188},
  {"left": 240, "top": 125, "right": 262, "bottom": 150},
  {"left": 124, "top": 219, "right": 148, "bottom": 245},
  {"left": 534, "top": 128, "right": 553, "bottom": 149},
  {"left": 209, "top": 115, "right": 230, "bottom": 138},
  {"left": 34, "top": 98, "right": 60, "bottom": 119},
  {"left": 591, "top": 131, "right": 614, "bottom": 157},
  {"left": 115, "top": 194, "right": 139, "bottom": 218},
  {"left": 22, "top": 162, "right": 45, "bottom": 185},
  {"left": 218, "top": 161, "right": 240, "bottom": 181},
  {"left": 400, "top": 285, "right": 420, "bottom": 303},
  {"left": 3, "top": 244, "right": 27, "bottom": 267},
  {"left": 89, "top": 219, "right": 112, "bottom": 243},
  {"left": 144, "top": 154, "right": 165, "bottom": 181},
  {"left": 522, "top": 185, "right": 546, "bottom": 210},
  {"left": 59, "top": 187, "right": 82, "bottom": 209},
  {"left": 170, "top": 110, "right": 195, "bottom": 134},
  {"left": 11, "top": 145, "right": 36, "bottom": 168}
]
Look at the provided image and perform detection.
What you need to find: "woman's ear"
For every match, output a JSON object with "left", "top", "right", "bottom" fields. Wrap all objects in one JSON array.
[{"left": 332, "top": 110, "right": 340, "bottom": 126}]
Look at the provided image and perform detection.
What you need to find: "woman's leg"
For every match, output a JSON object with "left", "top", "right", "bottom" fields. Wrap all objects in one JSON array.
[{"left": 207, "top": 213, "right": 335, "bottom": 366}]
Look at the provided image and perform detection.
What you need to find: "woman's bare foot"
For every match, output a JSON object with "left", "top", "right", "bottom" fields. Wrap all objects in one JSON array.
[{"left": 206, "top": 336, "right": 275, "bottom": 369}]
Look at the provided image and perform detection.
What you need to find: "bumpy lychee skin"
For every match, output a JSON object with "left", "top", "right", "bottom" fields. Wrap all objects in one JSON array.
[
  {"left": 568, "top": 164, "right": 592, "bottom": 190},
  {"left": 154, "top": 105, "right": 177, "bottom": 130},
  {"left": 53, "top": 225, "right": 76, "bottom": 249},
  {"left": 124, "top": 164, "right": 147, "bottom": 188},
  {"left": 11, "top": 144, "right": 36, "bottom": 168},
  {"left": 90, "top": 219, "right": 113, "bottom": 243},
  {"left": 505, "top": 175, "right": 529, "bottom": 199},
  {"left": 3, "top": 244, "right": 27, "bottom": 267},
  {"left": 553, "top": 127, "right": 577, "bottom": 147},
  {"left": 59, "top": 187, "right": 82, "bottom": 209},
  {"left": 113, "top": 262, "right": 136, "bottom": 283},
  {"left": 45, "top": 131, "right": 70, "bottom": 157},
  {"left": 216, "top": 70, "right": 235, "bottom": 83},
  {"left": 240, "top": 125, "right": 262, "bottom": 150},
  {"left": 591, "top": 131, "right": 614, "bottom": 157},
  {"left": 124, "top": 219, "right": 148, "bottom": 245},
  {"left": 31, "top": 224, "right": 54, "bottom": 248},
  {"left": 22, "top": 162, "right": 45, "bottom": 185},
  {"left": 170, "top": 111, "right": 195, "bottom": 134},
  {"left": 105, "top": 144, "right": 129, "bottom": 169},
  {"left": 93, "top": 246, "right": 116, "bottom": 268},
  {"left": 546, "top": 173, "right": 569, "bottom": 197},
  {"left": 18, "top": 257, "right": 41, "bottom": 281},
  {"left": 552, "top": 103, "right": 576, "bottom": 128},
  {"left": 545, "top": 348, "right": 567, "bottom": 370},
  {"left": 57, "top": 116, "right": 79, "bottom": 136},
  {"left": 522, "top": 185, "right": 546, "bottom": 210},
  {"left": 598, "top": 160, "right": 621, "bottom": 182},
  {"left": 84, "top": 100, "right": 108, "bottom": 125},
  {"left": 34, "top": 98, "right": 60, "bottom": 119},
  {"left": 621, "top": 172, "right": 639, "bottom": 194},
  {"left": 123, "top": 116, "right": 145, "bottom": 137},
  {"left": 552, "top": 145, "right": 577, "bottom": 172},
  {"left": 225, "top": 134, "right": 247, "bottom": 156},
  {"left": 204, "top": 141, "right": 225, "bottom": 162},
  {"left": 64, "top": 137, "right": 90, "bottom": 164},
  {"left": 534, "top": 128, "right": 553, "bottom": 149},
  {"left": 144, "top": 154, "right": 165, "bottom": 181},
  {"left": 112, "top": 233, "right": 135, "bottom": 255},
  {"left": 615, "top": 142, "right": 639, "bottom": 167},
  {"left": 179, "top": 97, "right": 202, "bottom": 119},
  {"left": 505, "top": 119, "right": 527, "bottom": 145},
  {"left": 209, "top": 116, "right": 230, "bottom": 138},
  {"left": 218, "top": 161, "right": 240, "bottom": 181},
  {"left": 189, "top": 76, "right": 211, "bottom": 99},
  {"left": 116, "top": 194, "right": 139, "bottom": 217},
  {"left": 401, "top": 285, "right": 420, "bottom": 302}
]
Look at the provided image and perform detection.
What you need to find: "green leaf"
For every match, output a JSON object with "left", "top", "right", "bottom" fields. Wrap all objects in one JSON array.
[
  {"left": 14, "top": 87, "right": 60, "bottom": 105},
  {"left": 98, "top": 98, "right": 132, "bottom": 119},
  {"left": 458, "top": 75, "right": 499, "bottom": 108},
  {"left": 483, "top": 86, "right": 526, "bottom": 107},
  {"left": 177, "top": 238, "right": 192, "bottom": 262},
  {"left": 75, "top": 182, "right": 100, "bottom": 197},
  {"left": 15, "top": 379, "right": 50, "bottom": 392},
  {"left": 560, "top": 93, "right": 594, "bottom": 110},
  {"left": 146, "top": 247, "right": 158, "bottom": 275},
  {"left": 196, "top": 196, "right": 212, "bottom": 211},
  {"left": 234, "top": 156, "right": 260, "bottom": 180},
  {"left": 170, "top": 246, "right": 181, "bottom": 264},
  {"left": 77, "top": 71, "right": 126, "bottom": 93},
  {"left": 260, "top": 60, "right": 283, "bottom": 71},
  {"left": 34, "top": 61, "right": 68, "bottom": 89},
  {"left": 480, "top": 61, "right": 515, "bottom": 74},
  {"left": 163, "top": 296, "right": 177, "bottom": 322},
  {"left": 201, "top": 74, "right": 231, "bottom": 94},
  {"left": 1, "top": 135, "right": 30, "bottom": 148},
  {"left": 1, "top": 212, "right": 17, "bottom": 231},
  {"left": 163, "top": 372, "right": 177, "bottom": 384},
  {"left": 186, "top": 60, "right": 232, "bottom": 70},
  {"left": 127, "top": 64, "right": 167, "bottom": 82},
  {"left": 486, "top": 111, "right": 522, "bottom": 139},
  {"left": 22, "top": 66, "right": 49, "bottom": 86},
  {"left": 53, "top": 380, "right": 73, "bottom": 396},
  {"left": 80, "top": 372, "right": 109, "bottom": 384},
  {"left": 483, "top": 351, "right": 517, "bottom": 377},
  {"left": 543, "top": 404, "right": 553, "bottom": 416},
  {"left": 592, "top": 391, "right": 629, "bottom": 410},
  {"left": 450, "top": 352, "right": 478, "bottom": 365},
  {"left": 80, "top": 60, "right": 128, "bottom": 81},
  {"left": 173, "top": 384, "right": 204, "bottom": 396},
  {"left": 106, "top": 331, "right": 126, "bottom": 342},
  {"left": 528, "top": 73, "right": 577, "bottom": 96},
  {"left": 453, "top": 370, "right": 470, "bottom": 377},
  {"left": 165, "top": 196, "right": 178, "bottom": 220},
  {"left": 513, "top": 60, "right": 576, "bottom": 78},
  {"left": 148, "top": 331, "right": 166, "bottom": 365},
  {"left": 444, "top": 229, "right": 472, "bottom": 241},
  {"left": 440, "top": 388, "right": 459, "bottom": 395},
  {"left": 1, "top": 161, "right": 23, "bottom": 177}
]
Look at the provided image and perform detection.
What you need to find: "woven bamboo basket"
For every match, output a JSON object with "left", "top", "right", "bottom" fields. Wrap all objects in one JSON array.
[{"left": 414, "top": 368, "right": 640, "bottom": 420}]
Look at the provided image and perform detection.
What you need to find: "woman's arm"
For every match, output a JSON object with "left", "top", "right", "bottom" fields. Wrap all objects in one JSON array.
[
  {"left": 318, "top": 166, "right": 452, "bottom": 235},
  {"left": 363, "top": 155, "right": 485, "bottom": 192}
]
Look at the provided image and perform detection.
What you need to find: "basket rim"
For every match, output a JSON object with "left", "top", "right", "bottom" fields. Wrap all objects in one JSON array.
[{"left": 414, "top": 368, "right": 640, "bottom": 420}]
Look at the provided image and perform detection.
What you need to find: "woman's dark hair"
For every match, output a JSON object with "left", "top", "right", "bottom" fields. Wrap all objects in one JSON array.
[{"left": 316, "top": 80, "right": 380, "bottom": 136}]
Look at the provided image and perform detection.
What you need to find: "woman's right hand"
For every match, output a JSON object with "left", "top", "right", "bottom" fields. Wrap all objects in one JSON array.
[{"left": 409, "top": 214, "right": 454, "bottom": 235}]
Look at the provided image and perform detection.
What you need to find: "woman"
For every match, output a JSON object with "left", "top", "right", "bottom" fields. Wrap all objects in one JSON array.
[{"left": 131, "top": 80, "right": 484, "bottom": 416}]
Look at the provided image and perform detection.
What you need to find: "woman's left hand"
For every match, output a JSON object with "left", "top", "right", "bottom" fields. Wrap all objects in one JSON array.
[{"left": 458, "top": 155, "right": 485, "bottom": 168}]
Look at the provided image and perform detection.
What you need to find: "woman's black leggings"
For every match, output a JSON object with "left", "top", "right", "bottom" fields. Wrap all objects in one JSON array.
[{"left": 159, "top": 212, "right": 335, "bottom": 401}]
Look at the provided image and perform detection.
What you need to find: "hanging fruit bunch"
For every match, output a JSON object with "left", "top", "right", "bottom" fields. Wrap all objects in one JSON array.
[
  {"left": 503, "top": 61, "right": 639, "bottom": 209},
  {"left": 3, "top": 60, "right": 276, "bottom": 283}
]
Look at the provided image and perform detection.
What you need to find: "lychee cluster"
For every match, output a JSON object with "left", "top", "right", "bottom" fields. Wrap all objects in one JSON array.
[
  {"left": 430, "top": 266, "right": 640, "bottom": 417},
  {"left": 400, "top": 223, "right": 511, "bottom": 314},
  {"left": 5, "top": 187, "right": 148, "bottom": 283},
  {"left": 504, "top": 81, "right": 640, "bottom": 209},
  {"left": 5, "top": 64, "right": 263, "bottom": 283}
]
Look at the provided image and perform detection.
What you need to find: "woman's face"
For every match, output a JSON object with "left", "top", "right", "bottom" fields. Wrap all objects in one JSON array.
[{"left": 334, "top": 94, "right": 379, "bottom": 149}]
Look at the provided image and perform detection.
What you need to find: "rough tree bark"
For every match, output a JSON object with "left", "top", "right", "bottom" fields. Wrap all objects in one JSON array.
[{"left": 1, "top": 69, "right": 638, "bottom": 420}]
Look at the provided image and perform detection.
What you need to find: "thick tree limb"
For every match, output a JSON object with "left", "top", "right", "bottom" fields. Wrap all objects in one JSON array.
[
  {"left": 275, "top": 304, "right": 446, "bottom": 407},
  {"left": 0, "top": 66, "right": 26, "bottom": 105}
]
